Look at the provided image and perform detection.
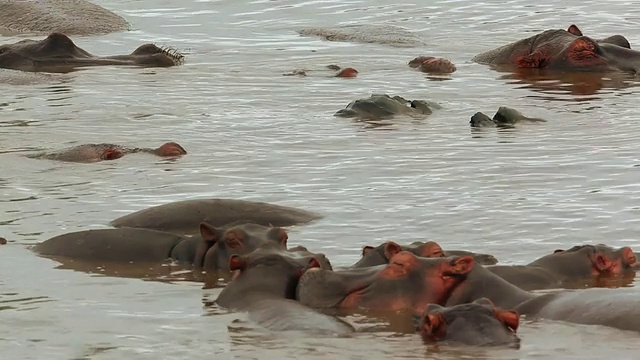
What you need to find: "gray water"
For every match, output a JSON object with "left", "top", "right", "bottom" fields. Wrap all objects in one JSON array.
[{"left": 2, "top": 0, "right": 640, "bottom": 358}]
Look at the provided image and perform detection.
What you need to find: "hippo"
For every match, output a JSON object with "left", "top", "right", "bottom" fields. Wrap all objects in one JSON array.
[
  {"left": 335, "top": 94, "right": 435, "bottom": 120},
  {"left": 470, "top": 107, "right": 547, "bottom": 128},
  {"left": 215, "top": 244, "right": 353, "bottom": 335},
  {"left": 297, "top": 24, "right": 424, "bottom": 47},
  {"left": 0, "top": 237, "right": 6, "bottom": 245},
  {"left": 419, "top": 299, "right": 521, "bottom": 349},
  {"left": 32, "top": 221, "right": 289, "bottom": 275},
  {"left": 352, "top": 240, "right": 498, "bottom": 268},
  {"left": 283, "top": 65, "right": 358, "bottom": 78},
  {"left": 408, "top": 56, "right": 457, "bottom": 74},
  {"left": 26, "top": 142, "right": 187, "bottom": 163},
  {"left": 110, "top": 198, "right": 323, "bottom": 236},
  {"left": 487, "top": 244, "right": 637, "bottom": 291},
  {"left": 0, "top": 33, "right": 184, "bottom": 73},
  {"left": 296, "top": 251, "right": 474, "bottom": 314},
  {"left": 472, "top": 25, "right": 640, "bottom": 74},
  {"left": 0, "top": 0, "right": 130, "bottom": 36}
]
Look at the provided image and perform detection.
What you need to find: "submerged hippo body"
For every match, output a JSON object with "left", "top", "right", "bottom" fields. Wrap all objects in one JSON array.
[
  {"left": 0, "top": 33, "right": 184, "bottom": 73},
  {"left": 335, "top": 94, "right": 435, "bottom": 120},
  {"left": 419, "top": 299, "right": 521, "bottom": 348},
  {"left": 488, "top": 244, "right": 636, "bottom": 291},
  {"left": 110, "top": 198, "right": 323, "bottom": 236},
  {"left": 283, "top": 65, "right": 358, "bottom": 78},
  {"left": 297, "top": 24, "right": 424, "bottom": 47},
  {"left": 472, "top": 25, "right": 640, "bottom": 74},
  {"left": 352, "top": 240, "right": 498, "bottom": 268},
  {"left": 408, "top": 56, "right": 457, "bottom": 74},
  {"left": 0, "top": 0, "right": 130, "bottom": 36},
  {"left": 27, "top": 142, "right": 187, "bottom": 163},
  {"left": 215, "top": 245, "right": 353, "bottom": 336},
  {"left": 470, "top": 107, "right": 547, "bottom": 128}
]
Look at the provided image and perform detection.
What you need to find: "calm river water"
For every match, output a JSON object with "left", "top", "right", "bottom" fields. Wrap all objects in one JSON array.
[{"left": 2, "top": 0, "right": 640, "bottom": 359}]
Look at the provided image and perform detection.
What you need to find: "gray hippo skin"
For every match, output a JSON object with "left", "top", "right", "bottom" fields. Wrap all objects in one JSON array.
[
  {"left": 215, "top": 244, "right": 353, "bottom": 336},
  {"left": 352, "top": 240, "right": 498, "bottom": 268},
  {"left": 27, "top": 142, "right": 187, "bottom": 163},
  {"left": 297, "top": 24, "right": 424, "bottom": 47},
  {"left": 335, "top": 94, "right": 434, "bottom": 120},
  {"left": 0, "top": 33, "right": 184, "bottom": 73},
  {"left": 470, "top": 107, "right": 546, "bottom": 128},
  {"left": 0, "top": 0, "right": 130, "bottom": 36},
  {"left": 110, "top": 198, "right": 323, "bottom": 236},
  {"left": 419, "top": 299, "right": 521, "bottom": 348},
  {"left": 473, "top": 24, "right": 640, "bottom": 74}
]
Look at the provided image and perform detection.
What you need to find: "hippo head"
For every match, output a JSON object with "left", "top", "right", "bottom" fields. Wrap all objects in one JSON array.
[
  {"left": 352, "top": 240, "right": 444, "bottom": 268},
  {"left": 546, "top": 244, "right": 637, "bottom": 278},
  {"left": 153, "top": 142, "right": 188, "bottom": 157},
  {"left": 216, "top": 244, "right": 331, "bottom": 309},
  {"left": 418, "top": 298, "right": 521, "bottom": 348},
  {"left": 297, "top": 252, "right": 474, "bottom": 314},
  {"left": 193, "top": 221, "right": 289, "bottom": 272},
  {"left": 0, "top": 33, "right": 184, "bottom": 73}
]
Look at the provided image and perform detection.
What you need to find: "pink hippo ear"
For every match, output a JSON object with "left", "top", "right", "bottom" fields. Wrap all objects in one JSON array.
[
  {"left": 621, "top": 247, "right": 637, "bottom": 267},
  {"left": 383, "top": 241, "right": 403, "bottom": 260},
  {"left": 276, "top": 228, "right": 288, "bottom": 247},
  {"left": 567, "top": 24, "right": 583, "bottom": 36},
  {"left": 228, "top": 254, "right": 247, "bottom": 271},
  {"left": 361, "top": 245, "right": 376, "bottom": 257},
  {"left": 421, "top": 312, "right": 447, "bottom": 339},
  {"left": 593, "top": 253, "right": 613, "bottom": 272},
  {"left": 448, "top": 256, "right": 475, "bottom": 275},
  {"left": 494, "top": 310, "right": 520, "bottom": 332}
]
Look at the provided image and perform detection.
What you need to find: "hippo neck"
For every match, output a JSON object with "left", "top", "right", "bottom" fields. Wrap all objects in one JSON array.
[
  {"left": 216, "top": 266, "right": 299, "bottom": 310},
  {"left": 446, "top": 265, "right": 535, "bottom": 309},
  {"left": 527, "top": 253, "right": 593, "bottom": 281}
]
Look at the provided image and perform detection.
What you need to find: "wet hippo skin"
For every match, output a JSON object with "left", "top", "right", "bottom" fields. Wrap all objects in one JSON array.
[{"left": 110, "top": 198, "right": 323, "bottom": 236}]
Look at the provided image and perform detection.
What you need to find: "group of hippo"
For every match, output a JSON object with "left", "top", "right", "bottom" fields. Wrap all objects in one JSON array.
[
  {"left": 4, "top": 0, "right": 640, "bottom": 349},
  {"left": 23, "top": 197, "right": 640, "bottom": 348}
]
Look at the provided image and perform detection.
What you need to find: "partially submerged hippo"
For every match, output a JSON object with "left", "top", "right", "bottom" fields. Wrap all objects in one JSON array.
[
  {"left": 0, "top": 237, "right": 6, "bottom": 245},
  {"left": 470, "top": 107, "right": 547, "bottom": 128},
  {"left": 283, "top": 65, "right": 358, "bottom": 78},
  {"left": 419, "top": 299, "right": 521, "bottom": 348},
  {"left": 27, "top": 142, "right": 187, "bottom": 163},
  {"left": 0, "top": 0, "right": 130, "bottom": 36},
  {"left": 473, "top": 25, "right": 640, "bottom": 74},
  {"left": 297, "top": 24, "right": 424, "bottom": 47},
  {"left": 335, "top": 94, "right": 435, "bottom": 120},
  {"left": 352, "top": 240, "right": 498, "bottom": 268},
  {"left": 487, "top": 244, "right": 637, "bottom": 291},
  {"left": 110, "top": 198, "right": 323, "bottom": 236},
  {"left": 0, "top": 33, "right": 184, "bottom": 73},
  {"left": 408, "top": 56, "right": 457, "bottom": 74},
  {"left": 215, "top": 244, "right": 353, "bottom": 335}
]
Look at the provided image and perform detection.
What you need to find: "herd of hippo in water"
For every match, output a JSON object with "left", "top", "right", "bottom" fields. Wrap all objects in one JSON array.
[{"left": 3, "top": 0, "right": 640, "bottom": 349}]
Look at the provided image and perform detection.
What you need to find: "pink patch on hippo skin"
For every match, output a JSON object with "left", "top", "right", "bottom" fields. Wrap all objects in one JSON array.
[
  {"left": 419, "top": 58, "right": 457, "bottom": 74},
  {"left": 335, "top": 67, "right": 358, "bottom": 78},
  {"left": 101, "top": 149, "right": 125, "bottom": 161},
  {"left": 567, "top": 38, "right": 607, "bottom": 67},
  {"left": 515, "top": 51, "right": 549, "bottom": 68}
]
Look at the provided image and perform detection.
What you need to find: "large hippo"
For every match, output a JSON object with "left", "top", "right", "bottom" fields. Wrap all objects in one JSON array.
[
  {"left": 26, "top": 142, "right": 187, "bottom": 163},
  {"left": 110, "top": 198, "right": 323, "bottom": 236},
  {"left": 487, "top": 244, "right": 636, "bottom": 291},
  {"left": 335, "top": 94, "right": 436, "bottom": 120},
  {"left": 352, "top": 240, "right": 498, "bottom": 268},
  {"left": 472, "top": 25, "right": 640, "bottom": 74},
  {"left": 215, "top": 244, "right": 353, "bottom": 335},
  {"left": 419, "top": 299, "right": 521, "bottom": 348},
  {"left": 0, "top": 0, "right": 130, "bottom": 36},
  {"left": 470, "top": 107, "right": 547, "bottom": 128},
  {"left": 0, "top": 33, "right": 184, "bottom": 73},
  {"left": 297, "top": 24, "right": 424, "bottom": 47},
  {"left": 32, "top": 221, "right": 290, "bottom": 275}
]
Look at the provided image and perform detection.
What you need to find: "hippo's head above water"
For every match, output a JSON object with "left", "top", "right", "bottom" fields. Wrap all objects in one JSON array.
[
  {"left": 418, "top": 298, "right": 521, "bottom": 348},
  {"left": 472, "top": 25, "right": 640, "bottom": 75},
  {"left": 0, "top": 32, "right": 185, "bottom": 73}
]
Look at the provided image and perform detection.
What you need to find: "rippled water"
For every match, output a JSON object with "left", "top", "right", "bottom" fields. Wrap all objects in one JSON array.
[{"left": 2, "top": 0, "right": 640, "bottom": 358}]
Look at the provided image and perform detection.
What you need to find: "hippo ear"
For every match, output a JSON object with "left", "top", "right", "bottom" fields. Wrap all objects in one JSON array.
[
  {"left": 415, "top": 241, "right": 445, "bottom": 258},
  {"left": 593, "top": 253, "right": 613, "bottom": 272},
  {"left": 276, "top": 228, "right": 288, "bottom": 247},
  {"left": 553, "top": 249, "right": 565, "bottom": 253},
  {"left": 421, "top": 313, "right": 446, "bottom": 339},
  {"left": 199, "top": 223, "right": 222, "bottom": 243},
  {"left": 448, "top": 256, "right": 475, "bottom": 275},
  {"left": 494, "top": 310, "right": 520, "bottom": 332},
  {"left": 228, "top": 254, "right": 247, "bottom": 272},
  {"left": 383, "top": 241, "right": 403, "bottom": 260},
  {"left": 567, "top": 24, "right": 583, "bottom": 36},
  {"left": 361, "top": 245, "right": 376, "bottom": 257},
  {"left": 621, "top": 247, "right": 637, "bottom": 267},
  {"left": 305, "top": 256, "right": 323, "bottom": 271}
]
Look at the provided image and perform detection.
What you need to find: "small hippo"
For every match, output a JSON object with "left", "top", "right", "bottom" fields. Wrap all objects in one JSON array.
[
  {"left": 470, "top": 107, "right": 547, "bottom": 128},
  {"left": 283, "top": 64, "right": 358, "bottom": 78},
  {"left": 408, "top": 56, "right": 457, "bottom": 74},
  {"left": 26, "top": 142, "right": 187, "bottom": 163},
  {"left": 0, "top": 237, "right": 7, "bottom": 245},
  {"left": 335, "top": 94, "right": 435, "bottom": 120}
]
